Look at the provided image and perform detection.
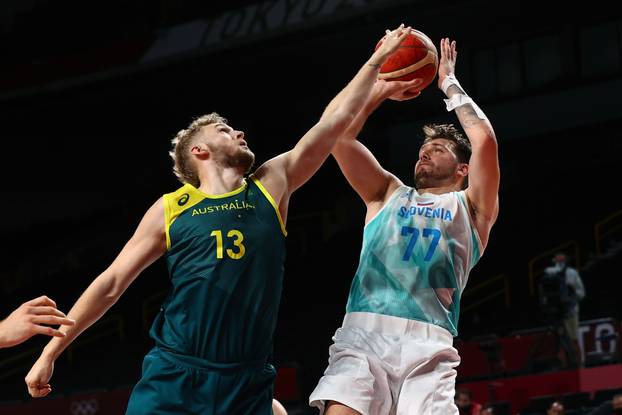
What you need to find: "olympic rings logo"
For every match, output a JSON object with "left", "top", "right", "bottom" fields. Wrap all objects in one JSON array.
[{"left": 70, "top": 398, "right": 99, "bottom": 415}]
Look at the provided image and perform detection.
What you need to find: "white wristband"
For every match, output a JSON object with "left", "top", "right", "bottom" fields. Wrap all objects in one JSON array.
[
  {"left": 443, "top": 94, "right": 487, "bottom": 120},
  {"left": 441, "top": 73, "right": 465, "bottom": 95}
]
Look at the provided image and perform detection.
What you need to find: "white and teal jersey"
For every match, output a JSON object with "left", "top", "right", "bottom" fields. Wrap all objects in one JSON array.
[{"left": 346, "top": 186, "right": 484, "bottom": 336}]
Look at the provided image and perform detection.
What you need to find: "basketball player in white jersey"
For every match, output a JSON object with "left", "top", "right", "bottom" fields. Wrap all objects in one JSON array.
[{"left": 310, "top": 38, "right": 500, "bottom": 414}]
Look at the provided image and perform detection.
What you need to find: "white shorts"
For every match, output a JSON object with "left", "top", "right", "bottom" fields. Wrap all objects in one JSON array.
[{"left": 309, "top": 312, "right": 460, "bottom": 415}]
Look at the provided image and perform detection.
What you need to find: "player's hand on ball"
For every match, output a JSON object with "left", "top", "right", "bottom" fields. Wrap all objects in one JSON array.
[
  {"left": 374, "top": 78, "right": 422, "bottom": 101},
  {"left": 373, "top": 24, "right": 412, "bottom": 63},
  {"left": 389, "top": 89, "right": 421, "bottom": 101},
  {"left": 437, "top": 37, "right": 457, "bottom": 89}
]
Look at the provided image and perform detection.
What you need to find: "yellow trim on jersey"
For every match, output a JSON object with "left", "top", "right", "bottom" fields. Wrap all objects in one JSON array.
[
  {"left": 163, "top": 184, "right": 207, "bottom": 250},
  {"left": 193, "top": 181, "right": 248, "bottom": 199},
  {"left": 250, "top": 176, "right": 287, "bottom": 236}
]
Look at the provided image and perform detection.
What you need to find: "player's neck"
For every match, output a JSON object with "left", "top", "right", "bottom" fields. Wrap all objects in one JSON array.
[
  {"left": 416, "top": 176, "right": 464, "bottom": 195},
  {"left": 197, "top": 166, "right": 246, "bottom": 195},
  {"left": 417, "top": 183, "right": 461, "bottom": 195}
]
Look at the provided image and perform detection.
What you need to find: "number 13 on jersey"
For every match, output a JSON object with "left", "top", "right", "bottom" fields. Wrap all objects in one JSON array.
[
  {"left": 401, "top": 226, "right": 441, "bottom": 262},
  {"left": 210, "top": 229, "right": 246, "bottom": 259}
]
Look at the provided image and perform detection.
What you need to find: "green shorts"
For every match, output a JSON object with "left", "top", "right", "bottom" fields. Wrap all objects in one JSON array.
[{"left": 125, "top": 347, "right": 276, "bottom": 414}]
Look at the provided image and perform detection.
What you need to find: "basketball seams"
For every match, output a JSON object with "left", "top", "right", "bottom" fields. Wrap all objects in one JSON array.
[
  {"left": 374, "top": 28, "right": 438, "bottom": 89},
  {"left": 378, "top": 51, "right": 438, "bottom": 81}
]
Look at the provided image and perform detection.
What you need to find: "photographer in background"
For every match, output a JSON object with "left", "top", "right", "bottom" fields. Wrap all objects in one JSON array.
[{"left": 541, "top": 252, "right": 585, "bottom": 368}]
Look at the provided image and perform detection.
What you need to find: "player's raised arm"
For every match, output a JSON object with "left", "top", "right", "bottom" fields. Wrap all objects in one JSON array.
[
  {"left": 254, "top": 25, "right": 413, "bottom": 210},
  {"left": 25, "top": 199, "right": 166, "bottom": 398},
  {"left": 331, "top": 78, "right": 421, "bottom": 208},
  {"left": 331, "top": 29, "right": 434, "bottom": 209},
  {"left": 438, "top": 38, "right": 499, "bottom": 246}
]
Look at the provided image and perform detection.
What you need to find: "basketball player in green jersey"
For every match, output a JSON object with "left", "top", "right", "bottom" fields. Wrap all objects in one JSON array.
[
  {"left": 310, "top": 38, "right": 500, "bottom": 414},
  {"left": 24, "top": 25, "right": 422, "bottom": 414}
]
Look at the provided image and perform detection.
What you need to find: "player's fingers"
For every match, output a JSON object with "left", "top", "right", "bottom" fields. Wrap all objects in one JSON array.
[
  {"left": 31, "top": 306, "right": 66, "bottom": 317},
  {"left": 409, "top": 78, "right": 423, "bottom": 87},
  {"left": 386, "top": 78, "right": 422, "bottom": 92},
  {"left": 28, "top": 385, "right": 52, "bottom": 398},
  {"left": 399, "top": 91, "right": 421, "bottom": 101},
  {"left": 31, "top": 315, "right": 75, "bottom": 326},
  {"left": 32, "top": 325, "right": 67, "bottom": 338},
  {"left": 389, "top": 88, "right": 421, "bottom": 101},
  {"left": 26, "top": 296, "right": 56, "bottom": 307},
  {"left": 26, "top": 378, "right": 49, "bottom": 396},
  {"left": 388, "top": 23, "right": 405, "bottom": 36},
  {"left": 399, "top": 78, "right": 422, "bottom": 89}
]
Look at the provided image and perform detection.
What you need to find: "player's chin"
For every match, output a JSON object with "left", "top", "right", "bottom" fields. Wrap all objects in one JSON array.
[
  {"left": 414, "top": 172, "right": 432, "bottom": 188},
  {"left": 415, "top": 165, "right": 431, "bottom": 175},
  {"left": 241, "top": 147, "right": 255, "bottom": 161},
  {"left": 238, "top": 151, "right": 255, "bottom": 173}
]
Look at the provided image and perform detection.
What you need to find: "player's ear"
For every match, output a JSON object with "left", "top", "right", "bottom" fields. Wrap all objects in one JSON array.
[
  {"left": 191, "top": 145, "right": 210, "bottom": 160},
  {"left": 457, "top": 163, "right": 468, "bottom": 178}
]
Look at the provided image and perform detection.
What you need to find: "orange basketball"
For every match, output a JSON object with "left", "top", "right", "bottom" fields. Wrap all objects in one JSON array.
[{"left": 375, "top": 29, "right": 438, "bottom": 92}]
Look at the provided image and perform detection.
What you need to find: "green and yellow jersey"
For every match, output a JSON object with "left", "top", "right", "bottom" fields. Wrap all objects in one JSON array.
[{"left": 150, "top": 175, "right": 287, "bottom": 363}]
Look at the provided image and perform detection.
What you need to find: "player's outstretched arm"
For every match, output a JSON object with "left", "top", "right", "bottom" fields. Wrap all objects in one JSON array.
[
  {"left": 25, "top": 198, "right": 167, "bottom": 398},
  {"left": 331, "top": 77, "right": 421, "bottom": 206},
  {"left": 254, "top": 25, "right": 412, "bottom": 207},
  {"left": 438, "top": 38, "right": 499, "bottom": 246},
  {"left": 0, "top": 296, "right": 75, "bottom": 349}
]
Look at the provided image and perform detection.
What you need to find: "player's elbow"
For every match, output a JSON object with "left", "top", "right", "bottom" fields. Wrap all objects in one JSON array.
[
  {"left": 325, "top": 108, "right": 355, "bottom": 135},
  {"left": 471, "top": 129, "right": 497, "bottom": 150},
  {"left": 97, "top": 268, "right": 128, "bottom": 302},
  {"left": 331, "top": 139, "right": 350, "bottom": 157}
]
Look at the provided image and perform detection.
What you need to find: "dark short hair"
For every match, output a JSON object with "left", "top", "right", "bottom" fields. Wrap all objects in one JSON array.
[{"left": 422, "top": 123, "right": 471, "bottom": 164}]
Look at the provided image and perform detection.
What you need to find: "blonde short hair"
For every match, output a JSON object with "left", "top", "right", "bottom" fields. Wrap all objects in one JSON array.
[{"left": 169, "top": 112, "right": 227, "bottom": 187}]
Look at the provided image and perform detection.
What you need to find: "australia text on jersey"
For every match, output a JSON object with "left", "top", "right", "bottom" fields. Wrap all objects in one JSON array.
[{"left": 191, "top": 200, "right": 256, "bottom": 216}]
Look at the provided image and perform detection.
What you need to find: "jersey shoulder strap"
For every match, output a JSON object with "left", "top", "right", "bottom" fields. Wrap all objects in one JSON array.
[{"left": 163, "top": 183, "right": 206, "bottom": 249}]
